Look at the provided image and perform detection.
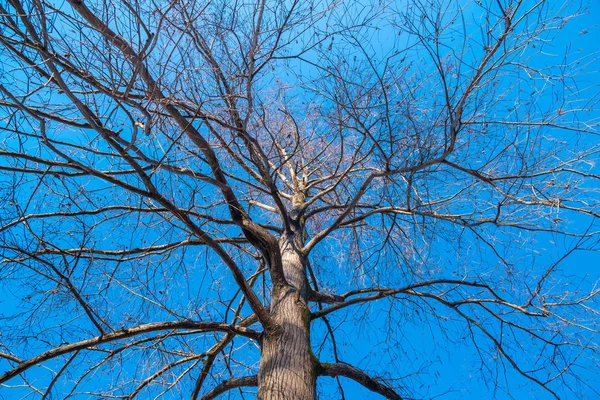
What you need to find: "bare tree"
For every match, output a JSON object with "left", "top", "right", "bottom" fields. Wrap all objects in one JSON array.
[{"left": 0, "top": 0, "right": 599, "bottom": 398}]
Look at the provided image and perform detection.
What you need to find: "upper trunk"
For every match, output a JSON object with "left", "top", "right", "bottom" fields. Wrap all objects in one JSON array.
[{"left": 258, "top": 227, "right": 315, "bottom": 399}]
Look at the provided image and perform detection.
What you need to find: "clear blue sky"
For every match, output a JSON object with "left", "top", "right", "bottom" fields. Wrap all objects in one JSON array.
[
  {"left": 1, "top": 1, "right": 599, "bottom": 399},
  {"left": 310, "top": 1, "right": 600, "bottom": 398}
]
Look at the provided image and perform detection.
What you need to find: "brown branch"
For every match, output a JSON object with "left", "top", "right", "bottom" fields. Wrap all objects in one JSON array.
[
  {"left": 317, "top": 362, "right": 402, "bottom": 400},
  {"left": 0, "top": 321, "right": 260, "bottom": 384},
  {"left": 0, "top": 352, "right": 22, "bottom": 364},
  {"left": 307, "top": 288, "right": 344, "bottom": 304},
  {"left": 190, "top": 298, "right": 260, "bottom": 399},
  {"left": 420, "top": 291, "right": 561, "bottom": 399},
  {"left": 41, "top": 350, "right": 79, "bottom": 400},
  {"left": 127, "top": 355, "right": 201, "bottom": 399},
  {"left": 311, "top": 279, "right": 547, "bottom": 320},
  {"left": 200, "top": 375, "right": 258, "bottom": 400},
  {"left": 311, "top": 288, "right": 403, "bottom": 320},
  {"left": 65, "top": 0, "right": 286, "bottom": 309}
]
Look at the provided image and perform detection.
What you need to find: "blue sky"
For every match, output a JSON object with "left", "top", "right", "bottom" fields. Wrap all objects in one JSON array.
[
  {"left": 1, "top": 0, "right": 599, "bottom": 399},
  {"left": 308, "top": 1, "right": 600, "bottom": 398}
]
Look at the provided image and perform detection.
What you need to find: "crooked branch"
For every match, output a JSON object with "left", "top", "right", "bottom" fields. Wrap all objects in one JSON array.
[{"left": 0, "top": 321, "right": 260, "bottom": 384}]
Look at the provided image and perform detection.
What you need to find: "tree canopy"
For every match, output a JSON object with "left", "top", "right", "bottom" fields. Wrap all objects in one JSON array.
[{"left": 0, "top": 0, "right": 599, "bottom": 398}]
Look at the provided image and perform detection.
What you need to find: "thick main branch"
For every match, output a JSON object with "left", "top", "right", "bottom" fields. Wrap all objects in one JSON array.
[{"left": 318, "top": 362, "right": 402, "bottom": 400}]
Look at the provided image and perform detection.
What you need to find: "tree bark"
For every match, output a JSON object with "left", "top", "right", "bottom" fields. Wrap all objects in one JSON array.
[{"left": 258, "top": 230, "right": 315, "bottom": 399}]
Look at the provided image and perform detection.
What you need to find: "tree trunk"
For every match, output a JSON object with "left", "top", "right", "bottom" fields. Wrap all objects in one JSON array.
[{"left": 258, "top": 231, "right": 315, "bottom": 399}]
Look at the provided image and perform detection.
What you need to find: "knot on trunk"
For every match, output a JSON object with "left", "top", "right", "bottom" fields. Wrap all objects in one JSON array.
[{"left": 289, "top": 205, "right": 308, "bottom": 242}]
